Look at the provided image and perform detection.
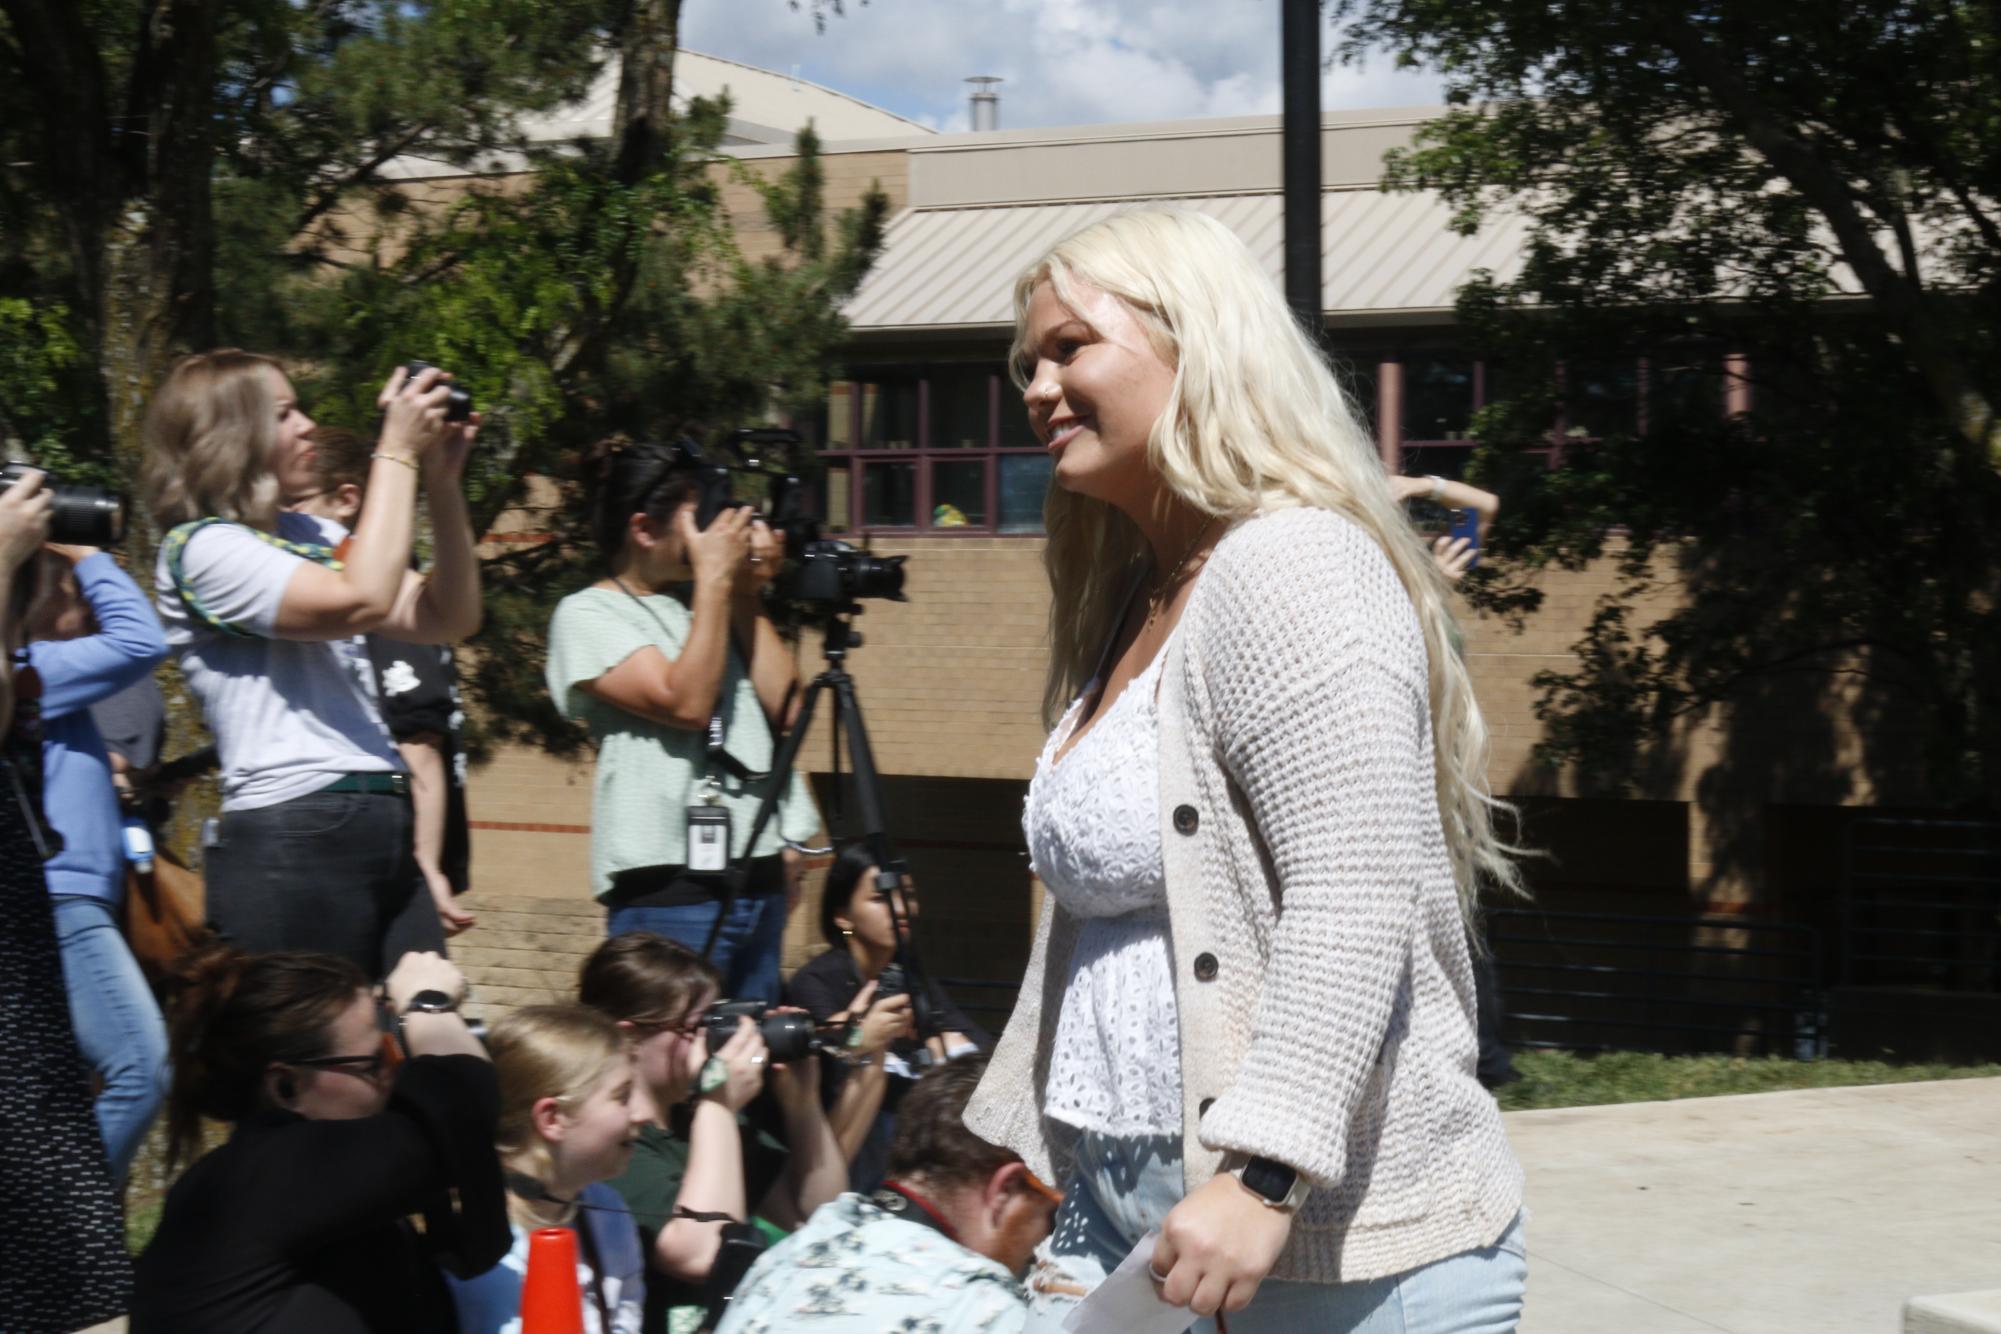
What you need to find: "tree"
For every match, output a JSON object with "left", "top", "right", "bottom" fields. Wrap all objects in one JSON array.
[
  {"left": 1331, "top": 2, "right": 2001, "bottom": 823},
  {"left": 1, "top": 1, "right": 885, "bottom": 754}
]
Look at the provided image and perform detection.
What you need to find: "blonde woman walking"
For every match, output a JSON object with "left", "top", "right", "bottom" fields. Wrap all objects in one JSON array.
[{"left": 969, "top": 208, "right": 1527, "bottom": 1333}]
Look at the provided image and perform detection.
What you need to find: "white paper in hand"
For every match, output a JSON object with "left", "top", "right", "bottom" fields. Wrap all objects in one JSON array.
[{"left": 1061, "top": 1230, "right": 1197, "bottom": 1334}]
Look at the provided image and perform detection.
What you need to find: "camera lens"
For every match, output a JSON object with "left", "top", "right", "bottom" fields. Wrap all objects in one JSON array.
[
  {"left": 49, "top": 487, "right": 124, "bottom": 547},
  {"left": 760, "top": 1012, "right": 815, "bottom": 1063}
]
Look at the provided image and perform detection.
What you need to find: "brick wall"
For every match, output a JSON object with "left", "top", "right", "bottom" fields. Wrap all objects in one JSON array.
[{"left": 458, "top": 537, "right": 1912, "bottom": 1018}]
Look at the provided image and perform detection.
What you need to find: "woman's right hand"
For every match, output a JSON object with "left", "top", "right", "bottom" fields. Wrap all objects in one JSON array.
[
  {"left": 851, "top": 981, "right": 916, "bottom": 1058},
  {"left": 702, "top": 1016, "right": 770, "bottom": 1112},
  {"left": 677, "top": 504, "right": 753, "bottom": 591},
  {"left": 384, "top": 950, "right": 468, "bottom": 1014},
  {"left": 374, "top": 364, "right": 454, "bottom": 462},
  {"left": 0, "top": 470, "right": 52, "bottom": 576}
]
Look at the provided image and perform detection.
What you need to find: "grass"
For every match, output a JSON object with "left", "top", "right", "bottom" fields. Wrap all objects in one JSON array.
[
  {"left": 1494, "top": 1049, "right": 2001, "bottom": 1112},
  {"left": 118, "top": 1051, "right": 2000, "bottom": 1255}
]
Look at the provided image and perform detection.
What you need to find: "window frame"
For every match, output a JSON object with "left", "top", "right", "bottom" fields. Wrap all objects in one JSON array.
[{"left": 819, "top": 364, "right": 1051, "bottom": 537}]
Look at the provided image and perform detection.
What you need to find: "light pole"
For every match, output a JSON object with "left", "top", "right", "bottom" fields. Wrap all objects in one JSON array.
[{"left": 1282, "top": 0, "right": 1323, "bottom": 337}]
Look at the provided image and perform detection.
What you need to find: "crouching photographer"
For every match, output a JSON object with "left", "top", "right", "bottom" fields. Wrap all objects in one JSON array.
[
  {"left": 131, "top": 947, "right": 506, "bottom": 1333},
  {"left": 716, "top": 1056, "right": 1060, "bottom": 1334},
  {"left": 579, "top": 932, "right": 857, "bottom": 1334},
  {"left": 140, "top": 351, "right": 482, "bottom": 974},
  {"left": 547, "top": 441, "right": 821, "bottom": 1003}
]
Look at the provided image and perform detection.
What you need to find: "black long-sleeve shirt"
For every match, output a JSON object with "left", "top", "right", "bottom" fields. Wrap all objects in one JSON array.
[{"left": 131, "top": 1055, "right": 508, "bottom": 1334}]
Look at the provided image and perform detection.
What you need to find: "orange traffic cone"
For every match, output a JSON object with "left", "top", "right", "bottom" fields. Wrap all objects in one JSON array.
[{"left": 519, "top": 1226, "right": 586, "bottom": 1334}]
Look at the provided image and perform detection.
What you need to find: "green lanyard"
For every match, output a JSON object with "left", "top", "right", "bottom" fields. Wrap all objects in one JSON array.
[{"left": 163, "top": 518, "right": 343, "bottom": 638}]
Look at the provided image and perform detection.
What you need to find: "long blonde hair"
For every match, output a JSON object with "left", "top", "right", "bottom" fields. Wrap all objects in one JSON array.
[
  {"left": 1011, "top": 207, "right": 1522, "bottom": 913},
  {"left": 488, "top": 1004, "right": 631, "bottom": 1178},
  {"left": 140, "top": 348, "right": 286, "bottom": 529}
]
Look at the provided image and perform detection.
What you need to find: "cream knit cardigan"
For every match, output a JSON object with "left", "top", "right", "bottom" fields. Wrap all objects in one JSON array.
[{"left": 966, "top": 506, "right": 1524, "bottom": 1285}]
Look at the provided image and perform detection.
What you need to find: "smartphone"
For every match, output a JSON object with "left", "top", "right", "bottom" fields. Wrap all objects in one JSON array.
[{"left": 1448, "top": 508, "right": 1481, "bottom": 570}]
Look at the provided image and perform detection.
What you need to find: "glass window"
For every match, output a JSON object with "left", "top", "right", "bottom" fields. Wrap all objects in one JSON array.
[
  {"left": 1649, "top": 353, "right": 1725, "bottom": 431},
  {"left": 1399, "top": 444, "right": 1474, "bottom": 483},
  {"left": 1405, "top": 355, "right": 1475, "bottom": 440},
  {"left": 997, "top": 455, "right": 1051, "bottom": 533},
  {"left": 862, "top": 462, "right": 916, "bottom": 527},
  {"left": 820, "top": 464, "right": 851, "bottom": 533},
  {"left": 931, "top": 460, "right": 987, "bottom": 527},
  {"left": 824, "top": 381, "right": 856, "bottom": 449},
  {"left": 1567, "top": 360, "right": 1639, "bottom": 439},
  {"left": 1332, "top": 354, "right": 1379, "bottom": 433},
  {"left": 997, "top": 379, "right": 1039, "bottom": 448},
  {"left": 928, "top": 369, "right": 991, "bottom": 449},
  {"left": 859, "top": 379, "right": 920, "bottom": 450}
]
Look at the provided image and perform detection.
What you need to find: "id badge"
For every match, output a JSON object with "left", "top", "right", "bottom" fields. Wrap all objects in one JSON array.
[{"left": 686, "top": 803, "right": 732, "bottom": 874}]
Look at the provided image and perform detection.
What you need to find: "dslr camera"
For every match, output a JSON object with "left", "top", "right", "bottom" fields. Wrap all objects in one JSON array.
[
  {"left": 702, "top": 999, "right": 816, "bottom": 1063},
  {"left": 876, "top": 960, "right": 938, "bottom": 1039},
  {"left": 400, "top": 359, "right": 474, "bottom": 423},
  {"left": 673, "top": 430, "right": 908, "bottom": 614},
  {"left": 0, "top": 463, "right": 124, "bottom": 547}
]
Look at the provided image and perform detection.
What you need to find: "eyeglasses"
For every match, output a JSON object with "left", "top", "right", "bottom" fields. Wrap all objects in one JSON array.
[
  {"left": 629, "top": 1010, "right": 706, "bottom": 1041},
  {"left": 292, "top": 1031, "right": 404, "bottom": 1082}
]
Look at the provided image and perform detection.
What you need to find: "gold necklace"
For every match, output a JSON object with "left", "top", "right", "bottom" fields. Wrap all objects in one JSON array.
[{"left": 1144, "top": 517, "right": 1218, "bottom": 630}]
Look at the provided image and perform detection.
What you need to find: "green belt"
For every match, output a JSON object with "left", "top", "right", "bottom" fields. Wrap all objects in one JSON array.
[{"left": 318, "top": 772, "right": 410, "bottom": 797}]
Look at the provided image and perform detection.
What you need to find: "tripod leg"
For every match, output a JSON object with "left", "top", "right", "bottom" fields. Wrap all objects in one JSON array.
[{"left": 701, "top": 675, "right": 829, "bottom": 964}]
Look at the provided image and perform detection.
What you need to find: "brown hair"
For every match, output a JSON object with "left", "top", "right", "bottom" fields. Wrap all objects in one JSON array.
[
  {"left": 487, "top": 1004, "right": 630, "bottom": 1175},
  {"left": 884, "top": 1056, "right": 1017, "bottom": 1191},
  {"left": 578, "top": 932, "right": 721, "bottom": 1027},
  {"left": 307, "top": 424, "right": 375, "bottom": 497},
  {"left": 162, "top": 942, "right": 369, "bottom": 1168},
  {"left": 141, "top": 348, "right": 285, "bottom": 528},
  {"left": 19, "top": 551, "right": 86, "bottom": 644}
]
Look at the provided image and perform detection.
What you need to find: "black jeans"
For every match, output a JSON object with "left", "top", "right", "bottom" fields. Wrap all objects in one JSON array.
[{"left": 205, "top": 789, "right": 443, "bottom": 978}]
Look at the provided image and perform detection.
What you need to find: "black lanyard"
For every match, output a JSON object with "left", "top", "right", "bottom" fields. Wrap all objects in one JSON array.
[{"left": 612, "top": 577, "right": 769, "bottom": 784}]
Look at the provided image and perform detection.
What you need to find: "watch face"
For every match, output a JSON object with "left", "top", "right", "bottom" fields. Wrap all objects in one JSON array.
[
  {"left": 1241, "top": 1157, "right": 1298, "bottom": 1203},
  {"left": 407, "top": 989, "right": 456, "bottom": 1013}
]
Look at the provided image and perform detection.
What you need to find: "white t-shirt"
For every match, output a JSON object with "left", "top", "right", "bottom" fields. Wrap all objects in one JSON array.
[
  {"left": 446, "top": 1183, "right": 645, "bottom": 1334},
  {"left": 155, "top": 512, "right": 401, "bottom": 811}
]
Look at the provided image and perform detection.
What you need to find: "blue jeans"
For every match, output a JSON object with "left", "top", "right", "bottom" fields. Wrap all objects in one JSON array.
[
  {"left": 606, "top": 894, "right": 788, "bottom": 1004},
  {"left": 53, "top": 895, "right": 169, "bottom": 1184},
  {"left": 1027, "top": 1131, "right": 1527, "bottom": 1334}
]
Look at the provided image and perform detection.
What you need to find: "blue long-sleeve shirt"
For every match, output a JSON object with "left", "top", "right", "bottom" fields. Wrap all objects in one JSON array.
[{"left": 28, "top": 553, "right": 169, "bottom": 901}]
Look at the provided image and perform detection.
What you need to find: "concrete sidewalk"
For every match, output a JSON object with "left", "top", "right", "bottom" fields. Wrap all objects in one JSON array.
[{"left": 1508, "top": 1078, "right": 2001, "bottom": 1334}]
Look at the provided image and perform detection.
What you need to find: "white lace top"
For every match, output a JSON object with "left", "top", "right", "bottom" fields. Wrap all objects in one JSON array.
[{"left": 1023, "top": 639, "right": 1183, "bottom": 1137}]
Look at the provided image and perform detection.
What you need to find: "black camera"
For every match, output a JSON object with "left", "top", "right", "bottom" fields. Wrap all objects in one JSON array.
[
  {"left": 400, "top": 360, "right": 474, "bottom": 423},
  {"left": 702, "top": 999, "right": 815, "bottom": 1062},
  {"left": 0, "top": 463, "right": 124, "bottom": 547},
  {"left": 775, "top": 538, "right": 906, "bottom": 606},
  {"left": 875, "top": 960, "right": 937, "bottom": 1039}
]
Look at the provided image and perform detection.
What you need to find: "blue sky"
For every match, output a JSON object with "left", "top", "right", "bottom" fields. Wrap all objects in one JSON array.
[{"left": 679, "top": 0, "right": 1447, "bottom": 131}]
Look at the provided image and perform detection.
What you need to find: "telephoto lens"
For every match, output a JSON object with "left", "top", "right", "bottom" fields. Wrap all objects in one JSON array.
[
  {"left": 702, "top": 999, "right": 815, "bottom": 1062},
  {"left": 400, "top": 359, "right": 474, "bottom": 423},
  {"left": 0, "top": 463, "right": 124, "bottom": 547}
]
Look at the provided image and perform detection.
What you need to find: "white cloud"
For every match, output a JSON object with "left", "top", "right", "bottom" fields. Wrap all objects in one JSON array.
[{"left": 679, "top": 0, "right": 1445, "bottom": 132}]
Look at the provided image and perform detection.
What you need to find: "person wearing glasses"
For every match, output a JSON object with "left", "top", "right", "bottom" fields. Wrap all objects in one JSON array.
[
  {"left": 715, "top": 1056, "right": 1062, "bottom": 1334},
  {"left": 578, "top": 932, "right": 852, "bottom": 1334},
  {"left": 131, "top": 946, "right": 507, "bottom": 1333}
]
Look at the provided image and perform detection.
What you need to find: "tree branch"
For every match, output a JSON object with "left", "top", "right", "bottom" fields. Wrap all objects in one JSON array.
[{"left": 1653, "top": 17, "right": 1999, "bottom": 464}]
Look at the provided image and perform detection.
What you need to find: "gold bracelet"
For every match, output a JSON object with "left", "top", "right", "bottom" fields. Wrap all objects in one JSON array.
[{"left": 372, "top": 451, "right": 421, "bottom": 474}]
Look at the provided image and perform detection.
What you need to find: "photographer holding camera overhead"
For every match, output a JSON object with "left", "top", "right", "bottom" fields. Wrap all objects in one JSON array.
[
  {"left": 140, "top": 350, "right": 482, "bottom": 975},
  {"left": 546, "top": 440, "right": 821, "bottom": 1004}
]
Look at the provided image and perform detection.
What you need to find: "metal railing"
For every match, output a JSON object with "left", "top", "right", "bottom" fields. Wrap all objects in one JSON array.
[{"left": 1487, "top": 907, "right": 1826, "bottom": 1058}]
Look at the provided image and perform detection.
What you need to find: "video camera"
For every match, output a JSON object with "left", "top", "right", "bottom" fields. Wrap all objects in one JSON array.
[
  {"left": 0, "top": 463, "right": 125, "bottom": 548},
  {"left": 670, "top": 430, "right": 907, "bottom": 616}
]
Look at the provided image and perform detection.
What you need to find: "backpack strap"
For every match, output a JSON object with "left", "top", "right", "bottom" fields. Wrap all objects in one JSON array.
[{"left": 164, "top": 518, "right": 343, "bottom": 639}]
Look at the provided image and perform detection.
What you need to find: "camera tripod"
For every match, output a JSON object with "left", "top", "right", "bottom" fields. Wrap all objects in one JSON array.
[{"left": 717, "top": 605, "right": 938, "bottom": 1034}]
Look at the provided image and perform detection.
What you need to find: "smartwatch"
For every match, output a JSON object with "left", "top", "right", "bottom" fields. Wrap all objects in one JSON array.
[
  {"left": 402, "top": 989, "right": 458, "bottom": 1015},
  {"left": 1230, "top": 1155, "right": 1311, "bottom": 1212}
]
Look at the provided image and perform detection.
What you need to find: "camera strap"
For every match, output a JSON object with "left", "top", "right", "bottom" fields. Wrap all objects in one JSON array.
[{"left": 164, "top": 519, "right": 342, "bottom": 639}]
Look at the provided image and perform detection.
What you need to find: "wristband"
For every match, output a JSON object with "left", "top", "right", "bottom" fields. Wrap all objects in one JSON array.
[
  {"left": 1426, "top": 474, "right": 1446, "bottom": 503},
  {"left": 373, "top": 451, "right": 421, "bottom": 474}
]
